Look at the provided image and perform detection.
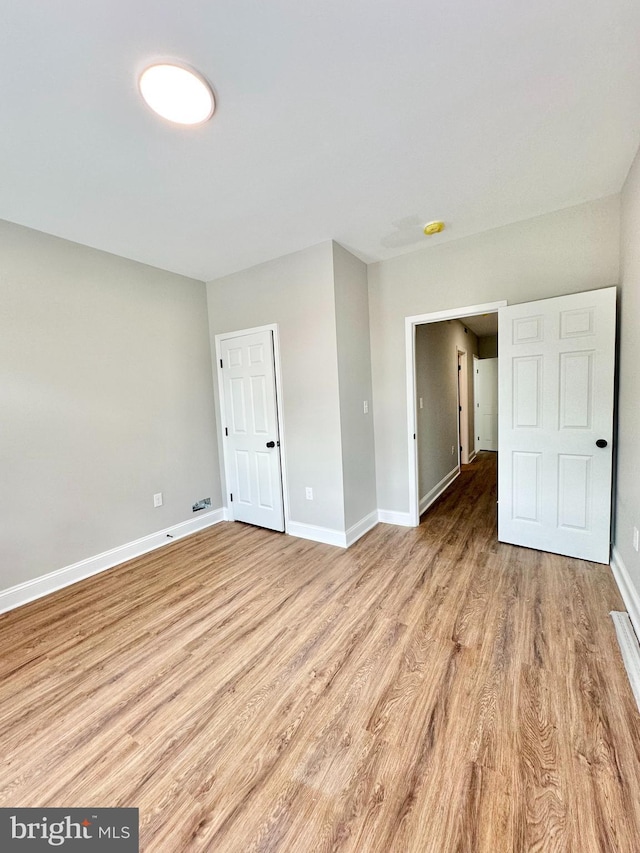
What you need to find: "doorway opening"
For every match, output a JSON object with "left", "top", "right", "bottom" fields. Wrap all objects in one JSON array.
[
  {"left": 407, "top": 287, "right": 616, "bottom": 563},
  {"left": 406, "top": 301, "right": 505, "bottom": 527}
]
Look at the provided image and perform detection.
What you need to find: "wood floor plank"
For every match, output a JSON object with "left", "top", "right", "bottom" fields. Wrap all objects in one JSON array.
[{"left": 1, "top": 452, "right": 639, "bottom": 851}]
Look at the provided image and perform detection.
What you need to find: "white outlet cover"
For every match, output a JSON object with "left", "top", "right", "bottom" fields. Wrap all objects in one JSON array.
[{"left": 154, "top": 492, "right": 163, "bottom": 507}]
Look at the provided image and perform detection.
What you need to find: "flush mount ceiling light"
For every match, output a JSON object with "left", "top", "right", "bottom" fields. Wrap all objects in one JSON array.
[
  {"left": 423, "top": 220, "right": 445, "bottom": 235},
  {"left": 138, "top": 63, "right": 215, "bottom": 125}
]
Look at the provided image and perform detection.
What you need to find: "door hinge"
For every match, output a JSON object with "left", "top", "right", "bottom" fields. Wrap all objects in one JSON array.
[
  {"left": 225, "top": 427, "right": 228, "bottom": 436},
  {"left": 458, "top": 364, "right": 462, "bottom": 371},
  {"left": 220, "top": 358, "right": 223, "bottom": 368},
  {"left": 459, "top": 405, "right": 462, "bottom": 412},
  {"left": 413, "top": 433, "right": 416, "bottom": 440},
  {"left": 230, "top": 493, "right": 233, "bottom": 502}
]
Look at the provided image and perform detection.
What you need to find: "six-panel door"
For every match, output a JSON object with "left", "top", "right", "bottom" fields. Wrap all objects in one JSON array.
[
  {"left": 498, "top": 287, "right": 616, "bottom": 564},
  {"left": 221, "top": 330, "right": 285, "bottom": 532}
]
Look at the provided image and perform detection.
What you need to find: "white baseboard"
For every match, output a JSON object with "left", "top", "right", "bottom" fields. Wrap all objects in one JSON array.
[
  {"left": 377, "top": 509, "right": 414, "bottom": 527},
  {"left": 288, "top": 510, "right": 380, "bottom": 550},
  {"left": 419, "top": 466, "right": 460, "bottom": 516},
  {"left": 287, "top": 521, "right": 348, "bottom": 548},
  {"left": 610, "top": 611, "right": 640, "bottom": 712},
  {"left": 468, "top": 451, "right": 477, "bottom": 463},
  {"left": 345, "top": 511, "right": 379, "bottom": 547},
  {"left": 611, "top": 547, "right": 640, "bottom": 642},
  {"left": 0, "top": 508, "right": 227, "bottom": 615}
]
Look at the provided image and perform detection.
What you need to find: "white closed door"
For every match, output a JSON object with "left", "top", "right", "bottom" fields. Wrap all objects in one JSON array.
[
  {"left": 498, "top": 287, "right": 616, "bottom": 564},
  {"left": 220, "top": 330, "right": 284, "bottom": 532},
  {"left": 475, "top": 358, "right": 498, "bottom": 452}
]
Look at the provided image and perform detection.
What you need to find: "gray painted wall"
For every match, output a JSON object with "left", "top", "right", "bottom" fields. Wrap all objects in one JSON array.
[
  {"left": 368, "top": 196, "right": 621, "bottom": 514},
  {"left": 2, "top": 192, "right": 630, "bottom": 601},
  {"left": 416, "top": 321, "right": 478, "bottom": 505},
  {"left": 478, "top": 335, "right": 498, "bottom": 358},
  {"left": 205, "top": 241, "right": 347, "bottom": 532},
  {"left": 0, "top": 219, "right": 220, "bottom": 589},
  {"left": 333, "top": 243, "right": 377, "bottom": 530},
  {"left": 616, "top": 147, "right": 640, "bottom": 592}
]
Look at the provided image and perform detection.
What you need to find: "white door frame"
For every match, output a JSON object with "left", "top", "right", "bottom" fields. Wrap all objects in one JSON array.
[
  {"left": 473, "top": 354, "right": 480, "bottom": 455},
  {"left": 456, "top": 347, "right": 469, "bottom": 466},
  {"left": 405, "top": 301, "right": 506, "bottom": 527},
  {"left": 214, "top": 323, "right": 291, "bottom": 532}
]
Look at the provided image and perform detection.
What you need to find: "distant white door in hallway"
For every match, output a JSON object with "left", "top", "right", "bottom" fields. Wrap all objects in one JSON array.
[
  {"left": 498, "top": 287, "right": 616, "bottom": 564},
  {"left": 475, "top": 357, "right": 498, "bottom": 452},
  {"left": 220, "top": 329, "right": 285, "bottom": 532}
]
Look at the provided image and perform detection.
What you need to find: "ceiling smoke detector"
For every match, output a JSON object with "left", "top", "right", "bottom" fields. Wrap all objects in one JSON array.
[{"left": 423, "top": 221, "right": 445, "bottom": 235}]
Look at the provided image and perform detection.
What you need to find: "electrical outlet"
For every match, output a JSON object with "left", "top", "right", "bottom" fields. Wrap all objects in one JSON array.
[
  {"left": 419, "top": 397, "right": 423, "bottom": 409},
  {"left": 363, "top": 400, "right": 369, "bottom": 414},
  {"left": 305, "top": 487, "right": 313, "bottom": 500},
  {"left": 153, "top": 492, "right": 163, "bottom": 508},
  {"left": 451, "top": 446, "right": 455, "bottom": 455},
  {"left": 634, "top": 526, "right": 639, "bottom": 552}
]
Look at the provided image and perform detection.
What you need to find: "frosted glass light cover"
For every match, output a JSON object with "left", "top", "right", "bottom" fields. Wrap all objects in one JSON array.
[{"left": 139, "top": 64, "right": 214, "bottom": 125}]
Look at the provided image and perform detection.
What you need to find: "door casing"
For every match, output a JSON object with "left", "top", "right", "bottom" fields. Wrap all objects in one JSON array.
[
  {"left": 405, "top": 301, "right": 506, "bottom": 527},
  {"left": 456, "top": 347, "right": 469, "bottom": 465}
]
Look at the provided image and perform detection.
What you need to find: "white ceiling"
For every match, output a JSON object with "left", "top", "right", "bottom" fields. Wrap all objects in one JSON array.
[{"left": 1, "top": 1, "right": 639, "bottom": 282}]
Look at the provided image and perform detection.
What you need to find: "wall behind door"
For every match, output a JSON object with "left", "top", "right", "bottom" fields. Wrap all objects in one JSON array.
[{"left": 478, "top": 335, "right": 498, "bottom": 358}]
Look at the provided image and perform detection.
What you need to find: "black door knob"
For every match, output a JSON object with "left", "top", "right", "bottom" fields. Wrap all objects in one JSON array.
[
  {"left": 266, "top": 441, "right": 276, "bottom": 448},
  {"left": 596, "top": 439, "right": 608, "bottom": 448}
]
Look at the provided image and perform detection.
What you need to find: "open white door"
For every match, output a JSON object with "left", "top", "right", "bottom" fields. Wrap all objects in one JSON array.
[
  {"left": 475, "top": 358, "right": 498, "bottom": 451},
  {"left": 498, "top": 287, "right": 616, "bottom": 564},
  {"left": 220, "top": 329, "right": 285, "bottom": 532}
]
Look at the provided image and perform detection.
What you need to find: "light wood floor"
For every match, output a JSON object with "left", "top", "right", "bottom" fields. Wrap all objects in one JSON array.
[{"left": 1, "top": 453, "right": 639, "bottom": 851}]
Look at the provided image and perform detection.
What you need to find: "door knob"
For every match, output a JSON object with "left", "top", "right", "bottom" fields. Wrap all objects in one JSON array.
[
  {"left": 596, "top": 439, "right": 608, "bottom": 448},
  {"left": 266, "top": 441, "right": 275, "bottom": 448}
]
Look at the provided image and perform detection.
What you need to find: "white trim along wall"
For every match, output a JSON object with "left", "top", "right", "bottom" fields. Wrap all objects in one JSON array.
[
  {"left": 611, "top": 547, "right": 640, "bottom": 642},
  {"left": 419, "top": 466, "right": 460, "bottom": 517},
  {"left": 0, "top": 509, "right": 227, "bottom": 615}
]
